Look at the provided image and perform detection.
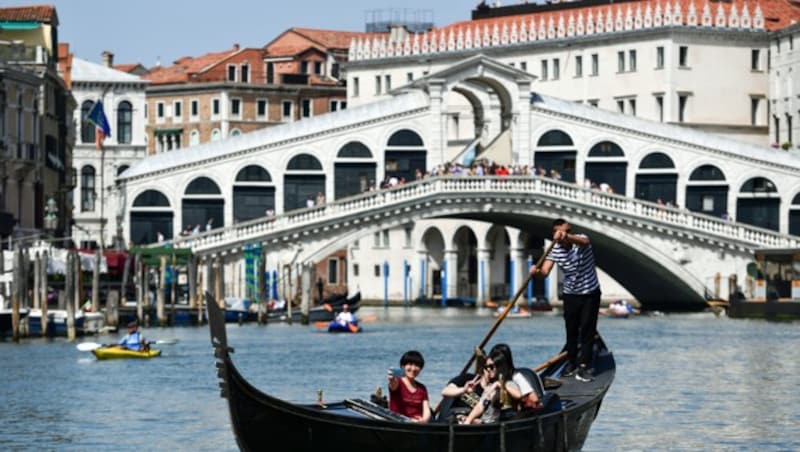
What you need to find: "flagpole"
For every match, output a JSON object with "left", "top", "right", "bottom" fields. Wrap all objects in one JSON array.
[{"left": 99, "top": 141, "right": 105, "bottom": 252}]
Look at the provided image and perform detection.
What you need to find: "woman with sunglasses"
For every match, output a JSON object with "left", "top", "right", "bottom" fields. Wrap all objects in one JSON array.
[
  {"left": 459, "top": 350, "right": 521, "bottom": 425},
  {"left": 439, "top": 348, "right": 491, "bottom": 419}
]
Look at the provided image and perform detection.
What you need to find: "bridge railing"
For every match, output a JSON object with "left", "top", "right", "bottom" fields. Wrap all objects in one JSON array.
[{"left": 169, "top": 175, "right": 799, "bottom": 254}]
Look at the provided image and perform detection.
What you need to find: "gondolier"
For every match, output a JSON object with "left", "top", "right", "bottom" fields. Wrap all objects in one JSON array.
[{"left": 530, "top": 218, "right": 601, "bottom": 383}]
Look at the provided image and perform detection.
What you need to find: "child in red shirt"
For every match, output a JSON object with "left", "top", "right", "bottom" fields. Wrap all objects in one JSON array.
[{"left": 388, "top": 350, "right": 431, "bottom": 423}]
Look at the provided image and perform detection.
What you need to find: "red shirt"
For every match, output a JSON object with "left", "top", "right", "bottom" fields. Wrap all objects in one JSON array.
[{"left": 389, "top": 379, "right": 429, "bottom": 419}]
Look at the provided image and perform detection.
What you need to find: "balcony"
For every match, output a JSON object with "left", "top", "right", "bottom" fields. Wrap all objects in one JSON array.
[{"left": 0, "top": 43, "right": 49, "bottom": 65}]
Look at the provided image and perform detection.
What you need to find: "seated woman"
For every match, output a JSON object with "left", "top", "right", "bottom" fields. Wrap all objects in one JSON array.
[
  {"left": 439, "top": 349, "right": 491, "bottom": 420},
  {"left": 490, "top": 343, "right": 543, "bottom": 410},
  {"left": 388, "top": 350, "right": 431, "bottom": 423},
  {"left": 459, "top": 350, "right": 521, "bottom": 424}
]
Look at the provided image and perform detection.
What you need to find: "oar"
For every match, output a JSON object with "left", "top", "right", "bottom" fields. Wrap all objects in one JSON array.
[
  {"left": 76, "top": 339, "right": 179, "bottom": 352},
  {"left": 434, "top": 239, "right": 557, "bottom": 414}
]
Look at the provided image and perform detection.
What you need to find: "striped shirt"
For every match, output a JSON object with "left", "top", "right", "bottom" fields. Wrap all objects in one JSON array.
[{"left": 546, "top": 234, "right": 600, "bottom": 295}]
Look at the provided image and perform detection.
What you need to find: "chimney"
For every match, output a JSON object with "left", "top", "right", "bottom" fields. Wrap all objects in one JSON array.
[
  {"left": 233, "top": 43, "right": 240, "bottom": 51},
  {"left": 101, "top": 50, "right": 114, "bottom": 68}
]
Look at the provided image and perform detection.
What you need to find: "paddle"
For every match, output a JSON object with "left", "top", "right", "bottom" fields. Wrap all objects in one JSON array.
[
  {"left": 433, "top": 239, "right": 557, "bottom": 415},
  {"left": 76, "top": 339, "right": 179, "bottom": 352}
]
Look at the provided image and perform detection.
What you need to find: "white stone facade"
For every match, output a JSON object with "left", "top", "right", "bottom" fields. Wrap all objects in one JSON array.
[
  {"left": 70, "top": 57, "right": 148, "bottom": 248},
  {"left": 769, "top": 23, "right": 800, "bottom": 151}
]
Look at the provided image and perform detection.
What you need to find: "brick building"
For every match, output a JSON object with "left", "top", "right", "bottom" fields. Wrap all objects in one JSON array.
[{"left": 142, "top": 28, "right": 375, "bottom": 154}]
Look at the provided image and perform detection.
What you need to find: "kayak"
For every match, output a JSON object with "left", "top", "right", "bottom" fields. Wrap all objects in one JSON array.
[
  {"left": 92, "top": 347, "right": 162, "bottom": 360},
  {"left": 327, "top": 321, "right": 361, "bottom": 333}
]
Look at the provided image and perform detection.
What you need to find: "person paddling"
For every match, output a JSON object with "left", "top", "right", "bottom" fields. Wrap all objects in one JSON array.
[{"left": 117, "top": 320, "right": 149, "bottom": 352}]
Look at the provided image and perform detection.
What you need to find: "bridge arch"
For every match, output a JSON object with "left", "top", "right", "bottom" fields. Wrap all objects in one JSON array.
[
  {"left": 585, "top": 140, "right": 628, "bottom": 195},
  {"left": 284, "top": 153, "right": 325, "bottom": 212},
  {"left": 485, "top": 224, "right": 511, "bottom": 302},
  {"left": 452, "top": 225, "right": 479, "bottom": 300},
  {"left": 635, "top": 151, "right": 678, "bottom": 204},
  {"left": 533, "top": 128, "right": 577, "bottom": 181},
  {"left": 384, "top": 128, "right": 426, "bottom": 183},
  {"left": 233, "top": 165, "right": 275, "bottom": 223},
  {"left": 334, "top": 140, "right": 376, "bottom": 199},
  {"left": 130, "top": 188, "right": 173, "bottom": 244},
  {"left": 182, "top": 176, "right": 224, "bottom": 232},
  {"left": 685, "top": 164, "right": 728, "bottom": 217},
  {"left": 737, "top": 176, "right": 780, "bottom": 231},
  {"left": 419, "top": 226, "right": 446, "bottom": 298},
  {"left": 790, "top": 192, "right": 800, "bottom": 235}
]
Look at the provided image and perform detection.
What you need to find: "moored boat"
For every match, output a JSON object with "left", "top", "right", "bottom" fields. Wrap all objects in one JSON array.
[
  {"left": 92, "top": 346, "right": 162, "bottom": 360},
  {"left": 27, "top": 309, "right": 86, "bottom": 336},
  {"left": 728, "top": 248, "right": 800, "bottom": 320},
  {"left": 206, "top": 292, "right": 615, "bottom": 451},
  {"left": 0, "top": 308, "right": 29, "bottom": 336}
]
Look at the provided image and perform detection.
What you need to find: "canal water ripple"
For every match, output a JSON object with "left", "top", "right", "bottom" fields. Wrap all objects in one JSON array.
[{"left": 1, "top": 308, "right": 798, "bottom": 451}]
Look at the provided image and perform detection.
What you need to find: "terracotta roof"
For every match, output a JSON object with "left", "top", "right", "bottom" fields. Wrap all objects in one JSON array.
[
  {"left": 266, "top": 27, "right": 384, "bottom": 57},
  {"left": 0, "top": 5, "right": 58, "bottom": 24},
  {"left": 292, "top": 27, "right": 380, "bottom": 49},
  {"left": 438, "top": 0, "right": 800, "bottom": 34},
  {"left": 143, "top": 46, "right": 244, "bottom": 85},
  {"left": 113, "top": 63, "right": 143, "bottom": 73}
]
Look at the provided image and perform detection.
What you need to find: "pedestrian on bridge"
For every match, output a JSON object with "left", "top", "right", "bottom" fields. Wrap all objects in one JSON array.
[{"left": 530, "top": 218, "right": 601, "bottom": 383}]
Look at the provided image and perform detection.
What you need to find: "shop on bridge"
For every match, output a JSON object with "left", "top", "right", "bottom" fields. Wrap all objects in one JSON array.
[
  {"left": 737, "top": 177, "right": 780, "bottom": 231},
  {"left": 685, "top": 164, "right": 728, "bottom": 218},
  {"left": 533, "top": 129, "right": 576, "bottom": 182},
  {"left": 584, "top": 140, "right": 627, "bottom": 195},
  {"left": 635, "top": 152, "right": 677, "bottom": 205},
  {"left": 284, "top": 154, "right": 325, "bottom": 211},
  {"left": 384, "top": 129, "right": 426, "bottom": 183},
  {"left": 233, "top": 165, "right": 275, "bottom": 222},
  {"left": 334, "top": 141, "right": 376, "bottom": 199},
  {"left": 130, "top": 190, "right": 173, "bottom": 245},
  {"left": 182, "top": 177, "right": 224, "bottom": 232}
]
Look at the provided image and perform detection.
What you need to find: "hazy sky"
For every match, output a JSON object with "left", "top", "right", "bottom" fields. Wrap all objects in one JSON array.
[{"left": 4, "top": 0, "right": 481, "bottom": 67}]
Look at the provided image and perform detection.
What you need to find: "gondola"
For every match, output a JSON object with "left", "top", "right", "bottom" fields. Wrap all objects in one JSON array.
[
  {"left": 207, "top": 292, "right": 615, "bottom": 451},
  {"left": 266, "top": 291, "right": 361, "bottom": 323}
]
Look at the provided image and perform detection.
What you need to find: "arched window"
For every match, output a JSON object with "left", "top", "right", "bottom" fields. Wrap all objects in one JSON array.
[
  {"left": 792, "top": 193, "right": 800, "bottom": 236},
  {"left": 793, "top": 193, "right": 800, "bottom": 205},
  {"left": 116, "top": 165, "right": 130, "bottom": 177},
  {"left": 588, "top": 141, "right": 624, "bottom": 157},
  {"left": 81, "top": 100, "right": 96, "bottom": 144},
  {"left": 387, "top": 129, "right": 424, "bottom": 146},
  {"left": 230, "top": 128, "right": 241, "bottom": 137},
  {"left": 740, "top": 177, "right": 777, "bottom": 193},
  {"left": 185, "top": 177, "right": 222, "bottom": 194},
  {"left": 287, "top": 154, "right": 323, "bottom": 170},
  {"left": 80, "top": 165, "right": 96, "bottom": 212},
  {"left": 117, "top": 101, "right": 132, "bottom": 144},
  {"left": 337, "top": 141, "right": 373, "bottom": 158},
  {"left": 211, "top": 129, "right": 221, "bottom": 142},
  {"left": 537, "top": 129, "right": 574, "bottom": 147},
  {"left": 236, "top": 165, "right": 272, "bottom": 182},
  {"left": 639, "top": 152, "right": 675, "bottom": 169},
  {"left": 133, "top": 190, "right": 170, "bottom": 207},
  {"left": 689, "top": 165, "right": 725, "bottom": 181},
  {"left": 189, "top": 130, "right": 200, "bottom": 146}
]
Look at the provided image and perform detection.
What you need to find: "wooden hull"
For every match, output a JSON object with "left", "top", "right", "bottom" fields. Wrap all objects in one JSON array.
[
  {"left": 206, "top": 292, "right": 614, "bottom": 452},
  {"left": 728, "top": 300, "right": 800, "bottom": 320}
]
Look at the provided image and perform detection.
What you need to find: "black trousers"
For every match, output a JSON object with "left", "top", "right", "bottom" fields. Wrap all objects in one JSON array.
[{"left": 562, "top": 289, "right": 601, "bottom": 368}]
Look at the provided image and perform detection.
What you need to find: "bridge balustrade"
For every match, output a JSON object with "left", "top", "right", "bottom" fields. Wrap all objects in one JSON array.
[{"left": 164, "top": 175, "right": 799, "bottom": 256}]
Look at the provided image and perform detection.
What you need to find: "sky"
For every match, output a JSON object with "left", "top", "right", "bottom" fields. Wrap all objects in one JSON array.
[{"left": 4, "top": 0, "right": 480, "bottom": 67}]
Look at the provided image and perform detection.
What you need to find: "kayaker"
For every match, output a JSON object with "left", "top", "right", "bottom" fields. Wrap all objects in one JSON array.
[{"left": 118, "top": 320, "right": 149, "bottom": 351}]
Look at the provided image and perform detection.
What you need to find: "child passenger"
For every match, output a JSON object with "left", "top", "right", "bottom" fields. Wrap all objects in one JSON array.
[{"left": 388, "top": 350, "right": 431, "bottom": 423}]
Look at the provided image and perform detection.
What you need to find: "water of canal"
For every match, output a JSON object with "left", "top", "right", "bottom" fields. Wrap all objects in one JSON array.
[{"left": 2, "top": 307, "right": 799, "bottom": 451}]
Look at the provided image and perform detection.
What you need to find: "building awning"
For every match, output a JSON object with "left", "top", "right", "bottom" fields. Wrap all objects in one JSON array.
[{"left": 0, "top": 21, "right": 41, "bottom": 30}]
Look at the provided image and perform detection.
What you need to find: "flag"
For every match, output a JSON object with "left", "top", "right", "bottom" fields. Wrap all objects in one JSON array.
[{"left": 86, "top": 100, "right": 111, "bottom": 150}]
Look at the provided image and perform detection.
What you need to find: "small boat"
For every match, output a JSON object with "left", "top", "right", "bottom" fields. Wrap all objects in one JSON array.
[
  {"left": 92, "top": 346, "right": 162, "bottom": 360},
  {"left": 327, "top": 320, "right": 361, "bottom": 333},
  {"left": 493, "top": 307, "right": 532, "bottom": 318},
  {"left": 27, "top": 309, "right": 86, "bottom": 336},
  {"left": 268, "top": 292, "right": 361, "bottom": 323},
  {"left": 206, "top": 292, "right": 615, "bottom": 451},
  {"left": 0, "top": 308, "right": 29, "bottom": 336}
]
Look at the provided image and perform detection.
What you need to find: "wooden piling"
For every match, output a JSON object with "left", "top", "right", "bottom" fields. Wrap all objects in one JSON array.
[
  {"left": 286, "top": 264, "right": 292, "bottom": 325},
  {"left": 65, "top": 251, "right": 76, "bottom": 340},
  {"left": 106, "top": 290, "right": 119, "bottom": 330},
  {"left": 11, "top": 247, "right": 21, "bottom": 342},
  {"left": 135, "top": 254, "right": 143, "bottom": 324},
  {"left": 301, "top": 264, "right": 310, "bottom": 325},
  {"left": 257, "top": 251, "right": 267, "bottom": 325},
  {"left": 196, "top": 256, "right": 205, "bottom": 325},
  {"left": 33, "top": 252, "right": 41, "bottom": 309},
  {"left": 75, "top": 252, "right": 83, "bottom": 313},
  {"left": 40, "top": 251, "right": 49, "bottom": 337},
  {"left": 120, "top": 252, "right": 131, "bottom": 306},
  {"left": 170, "top": 254, "right": 177, "bottom": 325},
  {"left": 214, "top": 256, "right": 223, "bottom": 309},
  {"left": 188, "top": 254, "right": 197, "bottom": 309},
  {"left": 157, "top": 255, "right": 166, "bottom": 326},
  {"left": 22, "top": 248, "right": 30, "bottom": 309},
  {"left": 92, "top": 250, "right": 101, "bottom": 313}
]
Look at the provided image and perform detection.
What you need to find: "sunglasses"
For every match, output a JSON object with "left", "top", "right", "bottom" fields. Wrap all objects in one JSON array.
[{"left": 484, "top": 364, "right": 496, "bottom": 371}]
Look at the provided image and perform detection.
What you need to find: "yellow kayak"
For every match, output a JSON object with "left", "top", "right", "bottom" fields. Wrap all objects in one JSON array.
[{"left": 92, "top": 347, "right": 162, "bottom": 360}]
